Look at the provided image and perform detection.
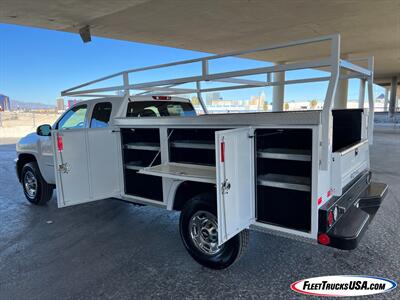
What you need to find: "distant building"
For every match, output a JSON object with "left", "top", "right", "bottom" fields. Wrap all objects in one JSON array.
[
  {"left": 259, "top": 90, "right": 266, "bottom": 103},
  {"left": 0, "top": 94, "right": 11, "bottom": 111},
  {"left": 205, "top": 92, "right": 221, "bottom": 105},
  {"left": 67, "top": 99, "right": 80, "bottom": 108},
  {"left": 56, "top": 98, "right": 65, "bottom": 111},
  {"left": 116, "top": 90, "right": 125, "bottom": 97}
]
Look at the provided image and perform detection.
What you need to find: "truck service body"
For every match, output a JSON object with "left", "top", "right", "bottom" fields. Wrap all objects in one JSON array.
[{"left": 15, "top": 35, "right": 387, "bottom": 269}]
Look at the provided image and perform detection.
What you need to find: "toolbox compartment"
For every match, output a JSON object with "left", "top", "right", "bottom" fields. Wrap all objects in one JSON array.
[
  {"left": 121, "top": 128, "right": 163, "bottom": 201},
  {"left": 255, "top": 129, "right": 313, "bottom": 232}
]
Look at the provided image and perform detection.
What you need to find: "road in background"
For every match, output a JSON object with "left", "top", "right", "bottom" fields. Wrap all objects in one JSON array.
[{"left": 0, "top": 127, "right": 399, "bottom": 299}]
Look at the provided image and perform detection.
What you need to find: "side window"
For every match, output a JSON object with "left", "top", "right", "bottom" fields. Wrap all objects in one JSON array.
[
  {"left": 127, "top": 103, "right": 160, "bottom": 117},
  {"left": 138, "top": 106, "right": 160, "bottom": 117},
  {"left": 126, "top": 101, "right": 196, "bottom": 117},
  {"left": 90, "top": 102, "right": 112, "bottom": 128},
  {"left": 57, "top": 105, "right": 87, "bottom": 129}
]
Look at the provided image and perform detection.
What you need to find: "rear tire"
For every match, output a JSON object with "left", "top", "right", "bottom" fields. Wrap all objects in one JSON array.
[
  {"left": 21, "top": 162, "right": 53, "bottom": 205},
  {"left": 179, "top": 193, "right": 249, "bottom": 269}
]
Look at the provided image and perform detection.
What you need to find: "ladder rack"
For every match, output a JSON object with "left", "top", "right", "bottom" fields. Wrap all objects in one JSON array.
[
  {"left": 60, "top": 34, "right": 375, "bottom": 171},
  {"left": 61, "top": 34, "right": 372, "bottom": 103}
]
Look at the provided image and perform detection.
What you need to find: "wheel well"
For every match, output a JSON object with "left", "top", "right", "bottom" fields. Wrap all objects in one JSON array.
[
  {"left": 172, "top": 181, "right": 216, "bottom": 211},
  {"left": 17, "top": 153, "right": 36, "bottom": 182}
]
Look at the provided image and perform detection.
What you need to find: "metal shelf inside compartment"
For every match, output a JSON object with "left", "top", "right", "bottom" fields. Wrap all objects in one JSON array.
[
  {"left": 257, "top": 173, "right": 310, "bottom": 192},
  {"left": 138, "top": 162, "right": 216, "bottom": 184},
  {"left": 170, "top": 140, "right": 215, "bottom": 150},
  {"left": 257, "top": 148, "right": 311, "bottom": 161},
  {"left": 125, "top": 161, "right": 148, "bottom": 171},
  {"left": 124, "top": 142, "right": 160, "bottom": 151}
]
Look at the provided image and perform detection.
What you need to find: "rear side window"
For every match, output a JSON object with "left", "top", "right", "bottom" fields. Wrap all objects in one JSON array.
[
  {"left": 90, "top": 102, "right": 112, "bottom": 128},
  {"left": 126, "top": 101, "right": 196, "bottom": 117}
]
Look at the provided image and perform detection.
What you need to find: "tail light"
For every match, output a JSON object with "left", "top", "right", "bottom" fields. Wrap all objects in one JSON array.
[
  {"left": 152, "top": 96, "right": 171, "bottom": 100},
  {"left": 327, "top": 206, "right": 338, "bottom": 227},
  {"left": 328, "top": 210, "right": 334, "bottom": 227},
  {"left": 318, "top": 233, "right": 330, "bottom": 245}
]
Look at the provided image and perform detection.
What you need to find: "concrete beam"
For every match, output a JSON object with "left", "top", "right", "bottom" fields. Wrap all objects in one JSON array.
[
  {"left": 334, "top": 68, "right": 348, "bottom": 109},
  {"left": 388, "top": 76, "right": 398, "bottom": 118},
  {"left": 272, "top": 71, "right": 285, "bottom": 111},
  {"left": 383, "top": 87, "right": 389, "bottom": 111},
  {"left": 1, "top": 1, "right": 400, "bottom": 79},
  {"left": 358, "top": 79, "right": 365, "bottom": 108}
]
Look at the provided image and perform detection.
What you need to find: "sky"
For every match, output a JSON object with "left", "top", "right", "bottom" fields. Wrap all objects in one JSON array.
[{"left": 0, "top": 23, "right": 384, "bottom": 105}]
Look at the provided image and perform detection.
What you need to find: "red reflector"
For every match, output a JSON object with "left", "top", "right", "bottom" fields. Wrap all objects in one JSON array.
[
  {"left": 327, "top": 190, "right": 331, "bottom": 197},
  {"left": 152, "top": 96, "right": 171, "bottom": 100},
  {"left": 328, "top": 210, "right": 334, "bottom": 227},
  {"left": 317, "top": 197, "right": 322, "bottom": 205},
  {"left": 318, "top": 233, "right": 330, "bottom": 245},
  {"left": 220, "top": 141, "right": 225, "bottom": 163},
  {"left": 57, "top": 134, "right": 63, "bottom": 151}
]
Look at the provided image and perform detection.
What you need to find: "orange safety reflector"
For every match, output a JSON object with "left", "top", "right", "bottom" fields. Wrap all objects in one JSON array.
[
  {"left": 57, "top": 134, "right": 63, "bottom": 151},
  {"left": 220, "top": 141, "right": 225, "bottom": 163}
]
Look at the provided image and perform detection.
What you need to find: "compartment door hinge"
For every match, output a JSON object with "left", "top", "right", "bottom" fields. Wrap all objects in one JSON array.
[{"left": 57, "top": 162, "right": 70, "bottom": 174}]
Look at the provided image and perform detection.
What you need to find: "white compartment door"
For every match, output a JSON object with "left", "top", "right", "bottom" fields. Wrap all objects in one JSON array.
[
  {"left": 215, "top": 127, "right": 255, "bottom": 245},
  {"left": 53, "top": 128, "right": 120, "bottom": 207},
  {"left": 53, "top": 129, "right": 91, "bottom": 207},
  {"left": 87, "top": 128, "right": 120, "bottom": 201}
]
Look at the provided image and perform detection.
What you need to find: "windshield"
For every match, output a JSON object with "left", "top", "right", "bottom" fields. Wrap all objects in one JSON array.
[{"left": 126, "top": 101, "right": 196, "bottom": 117}]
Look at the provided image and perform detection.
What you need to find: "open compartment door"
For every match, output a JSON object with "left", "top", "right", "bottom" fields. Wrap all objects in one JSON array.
[
  {"left": 215, "top": 127, "right": 255, "bottom": 245},
  {"left": 52, "top": 128, "right": 120, "bottom": 207}
]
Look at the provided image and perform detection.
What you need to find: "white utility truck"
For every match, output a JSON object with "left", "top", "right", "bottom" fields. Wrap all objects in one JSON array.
[{"left": 16, "top": 35, "right": 387, "bottom": 269}]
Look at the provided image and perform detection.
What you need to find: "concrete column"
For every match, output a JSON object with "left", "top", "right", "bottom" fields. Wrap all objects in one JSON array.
[
  {"left": 272, "top": 71, "right": 285, "bottom": 111},
  {"left": 388, "top": 76, "right": 398, "bottom": 118},
  {"left": 358, "top": 79, "right": 365, "bottom": 108},
  {"left": 383, "top": 87, "right": 389, "bottom": 111},
  {"left": 334, "top": 68, "right": 348, "bottom": 109}
]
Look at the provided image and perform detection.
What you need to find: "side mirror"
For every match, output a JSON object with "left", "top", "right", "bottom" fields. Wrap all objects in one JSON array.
[{"left": 36, "top": 124, "right": 52, "bottom": 136}]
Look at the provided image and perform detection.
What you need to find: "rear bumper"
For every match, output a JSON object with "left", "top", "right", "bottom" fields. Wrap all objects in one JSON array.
[{"left": 318, "top": 172, "right": 388, "bottom": 250}]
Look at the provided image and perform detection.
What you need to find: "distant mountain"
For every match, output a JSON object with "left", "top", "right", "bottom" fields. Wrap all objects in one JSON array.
[{"left": 10, "top": 100, "right": 55, "bottom": 110}]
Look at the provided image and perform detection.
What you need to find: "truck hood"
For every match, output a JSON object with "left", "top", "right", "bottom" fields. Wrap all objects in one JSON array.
[{"left": 16, "top": 132, "right": 39, "bottom": 152}]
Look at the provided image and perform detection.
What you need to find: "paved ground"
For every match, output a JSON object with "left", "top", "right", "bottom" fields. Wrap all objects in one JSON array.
[{"left": 0, "top": 126, "right": 399, "bottom": 300}]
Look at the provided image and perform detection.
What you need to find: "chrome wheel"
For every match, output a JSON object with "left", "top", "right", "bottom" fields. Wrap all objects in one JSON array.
[
  {"left": 24, "top": 170, "right": 37, "bottom": 199},
  {"left": 189, "top": 210, "right": 221, "bottom": 255}
]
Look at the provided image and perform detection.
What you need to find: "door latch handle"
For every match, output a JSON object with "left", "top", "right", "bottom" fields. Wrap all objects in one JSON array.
[
  {"left": 58, "top": 163, "right": 70, "bottom": 174},
  {"left": 221, "top": 179, "right": 231, "bottom": 194}
]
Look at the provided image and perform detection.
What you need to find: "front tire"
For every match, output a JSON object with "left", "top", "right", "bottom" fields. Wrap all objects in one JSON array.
[
  {"left": 21, "top": 162, "right": 53, "bottom": 205},
  {"left": 179, "top": 193, "right": 249, "bottom": 269}
]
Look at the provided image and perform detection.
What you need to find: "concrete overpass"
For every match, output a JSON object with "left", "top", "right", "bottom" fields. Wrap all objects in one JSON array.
[{"left": 1, "top": 0, "right": 399, "bottom": 113}]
